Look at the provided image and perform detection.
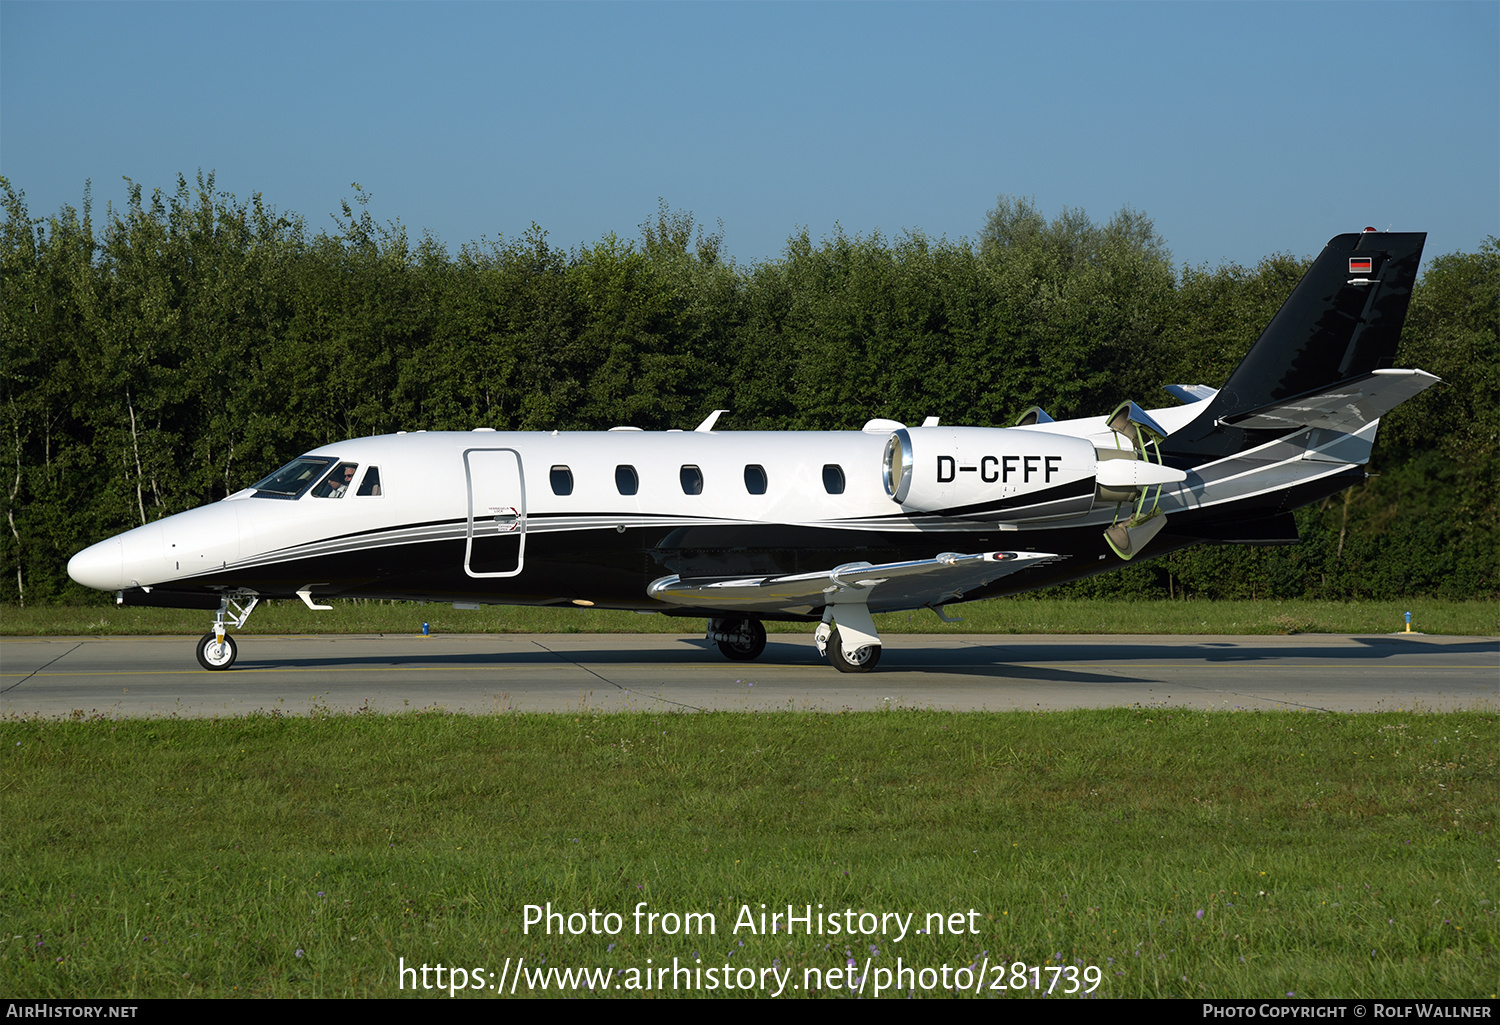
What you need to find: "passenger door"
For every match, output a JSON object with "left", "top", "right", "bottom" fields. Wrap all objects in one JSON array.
[{"left": 463, "top": 448, "right": 526, "bottom": 578}]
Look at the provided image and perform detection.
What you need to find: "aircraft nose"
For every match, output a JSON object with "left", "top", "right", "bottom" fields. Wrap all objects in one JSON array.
[
  {"left": 68, "top": 521, "right": 166, "bottom": 592},
  {"left": 68, "top": 537, "right": 125, "bottom": 591}
]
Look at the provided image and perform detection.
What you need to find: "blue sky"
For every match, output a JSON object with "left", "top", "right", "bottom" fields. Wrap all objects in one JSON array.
[{"left": 2, "top": 1, "right": 1495, "bottom": 271}]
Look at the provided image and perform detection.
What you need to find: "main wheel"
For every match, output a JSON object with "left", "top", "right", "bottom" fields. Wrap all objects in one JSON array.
[
  {"left": 196, "top": 632, "right": 237, "bottom": 671},
  {"left": 715, "top": 617, "right": 767, "bottom": 661},
  {"left": 826, "top": 628, "right": 881, "bottom": 673}
]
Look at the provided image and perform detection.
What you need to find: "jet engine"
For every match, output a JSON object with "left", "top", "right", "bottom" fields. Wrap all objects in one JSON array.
[
  {"left": 883, "top": 417, "right": 1187, "bottom": 541},
  {"left": 882, "top": 427, "right": 1098, "bottom": 521}
]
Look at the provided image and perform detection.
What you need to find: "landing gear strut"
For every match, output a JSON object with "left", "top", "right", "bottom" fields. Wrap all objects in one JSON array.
[
  {"left": 195, "top": 592, "right": 259, "bottom": 671},
  {"left": 708, "top": 617, "right": 767, "bottom": 661}
]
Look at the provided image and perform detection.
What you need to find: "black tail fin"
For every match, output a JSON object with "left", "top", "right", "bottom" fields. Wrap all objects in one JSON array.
[{"left": 1161, "top": 229, "right": 1426, "bottom": 462}]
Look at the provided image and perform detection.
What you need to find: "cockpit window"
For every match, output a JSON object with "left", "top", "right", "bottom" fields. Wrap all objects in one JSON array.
[
  {"left": 356, "top": 466, "right": 382, "bottom": 496},
  {"left": 250, "top": 457, "right": 333, "bottom": 500},
  {"left": 312, "top": 462, "right": 359, "bottom": 499}
]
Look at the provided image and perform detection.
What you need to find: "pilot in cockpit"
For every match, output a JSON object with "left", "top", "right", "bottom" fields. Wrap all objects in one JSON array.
[{"left": 313, "top": 462, "right": 358, "bottom": 499}]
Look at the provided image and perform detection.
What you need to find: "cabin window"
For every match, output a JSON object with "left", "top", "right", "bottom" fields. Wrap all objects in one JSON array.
[
  {"left": 356, "top": 466, "right": 382, "bottom": 496},
  {"left": 312, "top": 462, "right": 359, "bottom": 499},
  {"left": 744, "top": 464, "right": 768, "bottom": 495},
  {"left": 679, "top": 465, "right": 704, "bottom": 495},
  {"left": 550, "top": 465, "right": 574, "bottom": 496},
  {"left": 615, "top": 465, "right": 639, "bottom": 496},
  {"left": 250, "top": 456, "right": 332, "bottom": 500},
  {"left": 822, "top": 464, "right": 846, "bottom": 495}
]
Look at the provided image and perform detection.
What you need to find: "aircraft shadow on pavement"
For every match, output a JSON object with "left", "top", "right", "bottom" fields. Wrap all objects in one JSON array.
[
  {"left": 950, "top": 635, "right": 1499, "bottom": 663},
  {"left": 229, "top": 644, "right": 1157, "bottom": 686},
  {"left": 223, "top": 635, "right": 1497, "bottom": 688}
]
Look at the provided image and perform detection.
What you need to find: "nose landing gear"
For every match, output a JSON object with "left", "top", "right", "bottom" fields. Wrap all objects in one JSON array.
[{"left": 195, "top": 592, "right": 259, "bottom": 671}]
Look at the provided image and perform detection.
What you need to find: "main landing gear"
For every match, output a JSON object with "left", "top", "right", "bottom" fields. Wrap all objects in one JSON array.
[
  {"left": 195, "top": 592, "right": 259, "bottom": 671},
  {"left": 818, "top": 627, "right": 882, "bottom": 672},
  {"left": 813, "top": 604, "right": 883, "bottom": 674},
  {"left": 707, "top": 617, "right": 767, "bottom": 661},
  {"left": 708, "top": 606, "right": 885, "bottom": 673}
]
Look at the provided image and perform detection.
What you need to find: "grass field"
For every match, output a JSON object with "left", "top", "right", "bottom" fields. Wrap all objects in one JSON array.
[
  {"left": 3, "top": 597, "right": 1495, "bottom": 637},
  {"left": 2, "top": 709, "right": 1495, "bottom": 999}
]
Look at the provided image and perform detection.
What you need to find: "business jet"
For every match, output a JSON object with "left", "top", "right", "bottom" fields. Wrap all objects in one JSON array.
[{"left": 67, "top": 229, "right": 1436, "bottom": 673}]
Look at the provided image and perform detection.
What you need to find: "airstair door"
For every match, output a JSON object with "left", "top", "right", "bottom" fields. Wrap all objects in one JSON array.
[{"left": 463, "top": 448, "right": 526, "bottom": 578}]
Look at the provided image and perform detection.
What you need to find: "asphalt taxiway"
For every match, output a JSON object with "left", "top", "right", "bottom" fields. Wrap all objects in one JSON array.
[{"left": 1, "top": 632, "right": 1494, "bottom": 717}]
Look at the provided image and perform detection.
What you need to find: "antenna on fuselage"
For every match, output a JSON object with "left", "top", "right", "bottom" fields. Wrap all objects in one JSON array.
[{"left": 694, "top": 409, "right": 729, "bottom": 432}]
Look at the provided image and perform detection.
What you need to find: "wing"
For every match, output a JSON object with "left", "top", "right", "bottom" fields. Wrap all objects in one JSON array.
[{"left": 647, "top": 550, "right": 1059, "bottom": 617}]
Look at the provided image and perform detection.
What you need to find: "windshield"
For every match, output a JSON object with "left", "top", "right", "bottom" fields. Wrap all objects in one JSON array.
[{"left": 250, "top": 457, "right": 333, "bottom": 500}]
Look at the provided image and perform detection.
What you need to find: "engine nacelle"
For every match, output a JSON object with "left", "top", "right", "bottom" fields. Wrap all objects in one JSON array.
[{"left": 883, "top": 427, "right": 1099, "bottom": 521}]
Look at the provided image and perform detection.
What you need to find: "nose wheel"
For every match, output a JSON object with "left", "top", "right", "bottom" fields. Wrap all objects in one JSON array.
[{"left": 196, "top": 632, "right": 238, "bottom": 671}]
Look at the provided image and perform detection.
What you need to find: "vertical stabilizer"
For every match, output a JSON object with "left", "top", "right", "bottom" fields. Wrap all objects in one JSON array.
[{"left": 1161, "top": 229, "right": 1426, "bottom": 462}]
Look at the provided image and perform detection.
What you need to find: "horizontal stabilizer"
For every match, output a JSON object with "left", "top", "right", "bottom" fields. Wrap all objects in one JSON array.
[
  {"left": 648, "top": 550, "right": 1058, "bottom": 616},
  {"left": 1221, "top": 369, "right": 1440, "bottom": 433}
]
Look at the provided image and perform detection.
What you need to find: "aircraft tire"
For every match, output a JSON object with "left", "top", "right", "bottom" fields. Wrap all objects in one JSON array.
[
  {"left": 827, "top": 629, "right": 881, "bottom": 673},
  {"left": 196, "top": 632, "right": 237, "bottom": 671},
  {"left": 715, "top": 618, "right": 767, "bottom": 661}
]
